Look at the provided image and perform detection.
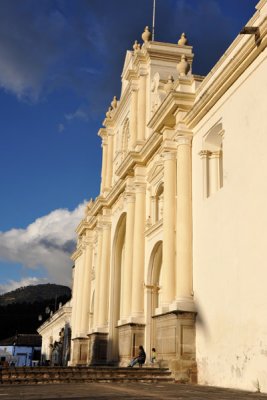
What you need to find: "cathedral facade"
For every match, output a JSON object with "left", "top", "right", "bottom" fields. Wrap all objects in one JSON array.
[{"left": 40, "top": 0, "right": 267, "bottom": 392}]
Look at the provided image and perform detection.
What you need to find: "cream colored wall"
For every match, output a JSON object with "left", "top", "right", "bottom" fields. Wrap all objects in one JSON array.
[
  {"left": 192, "top": 45, "right": 267, "bottom": 392},
  {"left": 38, "top": 303, "right": 71, "bottom": 362}
]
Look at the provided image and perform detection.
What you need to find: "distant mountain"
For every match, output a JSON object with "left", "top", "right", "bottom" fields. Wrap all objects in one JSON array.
[
  {"left": 0, "top": 283, "right": 71, "bottom": 306},
  {"left": 0, "top": 284, "right": 72, "bottom": 340}
]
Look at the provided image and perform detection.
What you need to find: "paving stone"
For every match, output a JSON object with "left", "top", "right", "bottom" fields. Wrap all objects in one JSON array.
[{"left": 0, "top": 382, "right": 267, "bottom": 400}]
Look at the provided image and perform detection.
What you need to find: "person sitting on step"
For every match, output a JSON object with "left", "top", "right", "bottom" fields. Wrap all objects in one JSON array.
[
  {"left": 151, "top": 347, "right": 157, "bottom": 364},
  {"left": 128, "top": 345, "right": 146, "bottom": 367}
]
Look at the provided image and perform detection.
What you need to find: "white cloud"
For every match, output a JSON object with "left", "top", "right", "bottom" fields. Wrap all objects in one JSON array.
[
  {"left": 0, "top": 277, "right": 49, "bottom": 295},
  {"left": 65, "top": 108, "right": 89, "bottom": 121},
  {"left": 58, "top": 123, "right": 65, "bottom": 133},
  {"left": 0, "top": 202, "right": 87, "bottom": 287}
]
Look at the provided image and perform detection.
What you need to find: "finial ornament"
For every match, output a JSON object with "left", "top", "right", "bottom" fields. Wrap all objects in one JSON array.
[
  {"left": 133, "top": 40, "right": 141, "bottom": 52},
  {"left": 164, "top": 75, "right": 174, "bottom": 92},
  {"left": 111, "top": 96, "right": 117, "bottom": 109},
  {"left": 177, "top": 55, "right": 190, "bottom": 77},
  {"left": 142, "top": 26, "right": 152, "bottom": 43},
  {"left": 106, "top": 106, "right": 112, "bottom": 119},
  {"left": 178, "top": 32, "right": 188, "bottom": 46}
]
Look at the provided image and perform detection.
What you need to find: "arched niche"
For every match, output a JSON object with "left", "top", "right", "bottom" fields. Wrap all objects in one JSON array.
[{"left": 201, "top": 122, "right": 224, "bottom": 197}]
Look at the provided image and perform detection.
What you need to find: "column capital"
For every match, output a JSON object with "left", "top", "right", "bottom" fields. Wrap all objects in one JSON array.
[
  {"left": 161, "top": 150, "right": 177, "bottom": 161},
  {"left": 101, "top": 136, "right": 108, "bottom": 146},
  {"left": 198, "top": 150, "right": 211, "bottom": 158},
  {"left": 162, "top": 137, "right": 177, "bottom": 152},
  {"left": 130, "top": 84, "right": 138, "bottom": 92},
  {"left": 209, "top": 150, "right": 222, "bottom": 159},
  {"left": 176, "top": 135, "right": 192, "bottom": 146},
  {"left": 97, "top": 128, "right": 107, "bottom": 139},
  {"left": 138, "top": 71, "right": 148, "bottom": 78},
  {"left": 124, "top": 192, "right": 135, "bottom": 203},
  {"left": 134, "top": 182, "right": 146, "bottom": 194},
  {"left": 96, "top": 218, "right": 104, "bottom": 232}
]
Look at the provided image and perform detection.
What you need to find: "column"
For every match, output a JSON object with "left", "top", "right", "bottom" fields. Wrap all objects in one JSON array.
[
  {"left": 150, "top": 195, "right": 156, "bottom": 224},
  {"left": 131, "top": 170, "right": 146, "bottom": 318},
  {"left": 209, "top": 151, "right": 221, "bottom": 195},
  {"left": 175, "top": 135, "right": 193, "bottom": 307},
  {"left": 137, "top": 74, "right": 147, "bottom": 142},
  {"left": 73, "top": 252, "right": 85, "bottom": 336},
  {"left": 199, "top": 150, "right": 210, "bottom": 198},
  {"left": 106, "top": 132, "right": 114, "bottom": 189},
  {"left": 161, "top": 151, "right": 176, "bottom": 307},
  {"left": 98, "top": 211, "right": 111, "bottom": 327},
  {"left": 100, "top": 135, "right": 108, "bottom": 193},
  {"left": 120, "top": 192, "right": 135, "bottom": 320},
  {"left": 70, "top": 262, "right": 79, "bottom": 337},
  {"left": 129, "top": 88, "right": 138, "bottom": 149},
  {"left": 94, "top": 226, "right": 103, "bottom": 328},
  {"left": 80, "top": 240, "right": 93, "bottom": 335}
]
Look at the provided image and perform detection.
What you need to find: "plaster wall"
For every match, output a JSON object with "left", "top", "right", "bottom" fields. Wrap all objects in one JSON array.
[
  {"left": 192, "top": 46, "right": 267, "bottom": 392},
  {"left": 38, "top": 304, "right": 71, "bottom": 362}
]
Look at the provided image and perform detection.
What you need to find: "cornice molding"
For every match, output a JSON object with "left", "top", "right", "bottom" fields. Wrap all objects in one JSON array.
[
  {"left": 148, "top": 90, "right": 195, "bottom": 132},
  {"left": 109, "top": 86, "right": 131, "bottom": 125},
  {"left": 185, "top": 15, "right": 267, "bottom": 129},
  {"left": 71, "top": 248, "right": 82, "bottom": 262},
  {"left": 76, "top": 221, "right": 91, "bottom": 236},
  {"left": 115, "top": 131, "right": 162, "bottom": 179}
]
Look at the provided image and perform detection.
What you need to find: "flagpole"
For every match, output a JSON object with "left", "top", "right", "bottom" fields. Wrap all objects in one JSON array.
[{"left": 152, "top": 0, "right": 156, "bottom": 41}]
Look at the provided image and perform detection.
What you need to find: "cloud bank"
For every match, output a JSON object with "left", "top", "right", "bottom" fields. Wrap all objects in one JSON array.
[{"left": 0, "top": 202, "right": 86, "bottom": 292}]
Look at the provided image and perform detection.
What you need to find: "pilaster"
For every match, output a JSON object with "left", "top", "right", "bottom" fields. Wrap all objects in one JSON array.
[
  {"left": 79, "top": 236, "right": 94, "bottom": 336},
  {"left": 171, "top": 134, "right": 195, "bottom": 312},
  {"left": 129, "top": 87, "right": 138, "bottom": 150},
  {"left": 136, "top": 73, "right": 147, "bottom": 147},
  {"left": 98, "top": 129, "right": 108, "bottom": 194},
  {"left": 160, "top": 135, "right": 177, "bottom": 309},
  {"left": 120, "top": 185, "right": 135, "bottom": 321},
  {"left": 105, "top": 131, "right": 114, "bottom": 191},
  {"left": 98, "top": 208, "right": 112, "bottom": 328},
  {"left": 131, "top": 166, "right": 146, "bottom": 319},
  {"left": 93, "top": 223, "right": 103, "bottom": 328}
]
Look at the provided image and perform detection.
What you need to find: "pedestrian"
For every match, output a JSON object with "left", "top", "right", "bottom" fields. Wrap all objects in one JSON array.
[{"left": 128, "top": 345, "right": 146, "bottom": 367}]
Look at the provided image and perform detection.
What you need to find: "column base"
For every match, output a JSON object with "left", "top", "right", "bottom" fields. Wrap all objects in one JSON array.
[
  {"left": 155, "top": 304, "right": 169, "bottom": 315},
  {"left": 118, "top": 315, "right": 145, "bottom": 326},
  {"left": 117, "top": 323, "right": 145, "bottom": 366},
  {"left": 87, "top": 332, "right": 108, "bottom": 365},
  {"left": 70, "top": 337, "right": 89, "bottom": 366},
  {"left": 153, "top": 310, "right": 197, "bottom": 383},
  {"left": 91, "top": 326, "right": 109, "bottom": 334},
  {"left": 169, "top": 297, "right": 196, "bottom": 313}
]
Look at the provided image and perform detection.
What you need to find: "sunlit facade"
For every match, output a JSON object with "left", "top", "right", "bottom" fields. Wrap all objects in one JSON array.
[{"left": 48, "top": 0, "right": 267, "bottom": 392}]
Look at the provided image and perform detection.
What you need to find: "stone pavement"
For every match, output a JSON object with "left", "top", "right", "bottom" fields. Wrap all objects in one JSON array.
[{"left": 0, "top": 382, "right": 267, "bottom": 400}]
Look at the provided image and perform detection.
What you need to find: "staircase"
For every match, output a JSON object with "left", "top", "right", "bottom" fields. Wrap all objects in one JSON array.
[{"left": 1, "top": 366, "right": 173, "bottom": 385}]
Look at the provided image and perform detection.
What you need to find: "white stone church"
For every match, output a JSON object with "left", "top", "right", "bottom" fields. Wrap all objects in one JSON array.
[{"left": 39, "top": 0, "right": 267, "bottom": 392}]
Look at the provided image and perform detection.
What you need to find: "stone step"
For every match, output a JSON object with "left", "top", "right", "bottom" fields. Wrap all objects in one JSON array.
[{"left": 1, "top": 367, "right": 173, "bottom": 385}]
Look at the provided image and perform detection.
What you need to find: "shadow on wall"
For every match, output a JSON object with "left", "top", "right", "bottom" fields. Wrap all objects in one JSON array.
[{"left": 194, "top": 299, "right": 210, "bottom": 341}]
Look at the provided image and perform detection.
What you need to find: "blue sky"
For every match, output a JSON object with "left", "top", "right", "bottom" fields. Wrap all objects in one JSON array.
[{"left": 0, "top": 0, "right": 258, "bottom": 293}]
